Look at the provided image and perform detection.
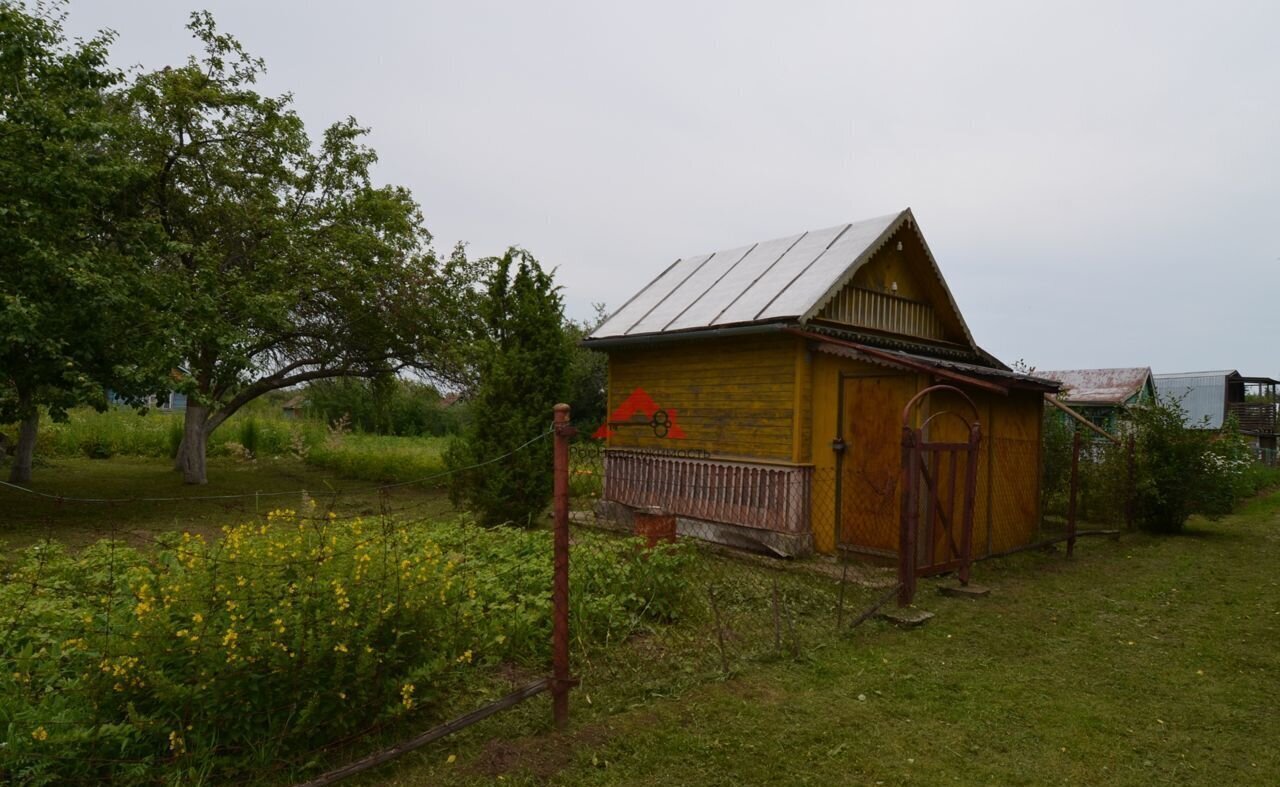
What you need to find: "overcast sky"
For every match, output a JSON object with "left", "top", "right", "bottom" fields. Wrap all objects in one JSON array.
[{"left": 66, "top": 1, "right": 1279, "bottom": 375}]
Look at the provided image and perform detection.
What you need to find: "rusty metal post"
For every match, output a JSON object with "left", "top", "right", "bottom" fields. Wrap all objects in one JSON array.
[
  {"left": 958, "top": 422, "right": 981, "bottom": 585},
  {"left": 1125, "top": 433, "right": 1136, "bottom": 531},
  {"left": 1067, "top": 429, "right": 1081, "bottom": 557},
  {"left": 551, "top": 404, "right": 573, "bottom": 729},
  {"left": 898, "top": 425, "right": 918, "bottom": 607}
]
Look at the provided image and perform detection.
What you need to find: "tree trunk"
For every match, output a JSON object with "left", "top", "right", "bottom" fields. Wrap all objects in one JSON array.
[
  {"left": 9, "top": 404, "right": 38, "bottom": 485},
  {"left": 172, "top": 431, "right": 188, "bottom": 471},
  {"left": 177, "top": 403, "right": 210, "bottom": 485}
]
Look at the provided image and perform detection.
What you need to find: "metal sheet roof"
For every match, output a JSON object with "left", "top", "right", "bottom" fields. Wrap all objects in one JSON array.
[
  {"left": 1154, "top": 371, "right": 1234, "bottom": 429},
  {"left": 1038, "top": 368, "right": 1153, "bottom": 405},
  {"left": 591, "top": 210, "right": 953, "bottom": 341}
]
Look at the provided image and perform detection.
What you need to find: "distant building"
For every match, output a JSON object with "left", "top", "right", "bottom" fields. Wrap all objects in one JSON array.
[
  {"left": 1038, "top": 368, "right": 1155, "bottom": 432},
  {"left": 107, "top": 389, "right": 187, "bottom": 412},
  {"left": 1154, "top": 370, "right": 1278, "bottom": 458},
  {"left": 281, "top": 395, "right": 307, "bottom": 419}
]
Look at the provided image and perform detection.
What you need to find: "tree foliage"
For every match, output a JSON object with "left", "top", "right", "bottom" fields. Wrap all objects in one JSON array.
[
  {"left": 563, "top": 303, "right": 608, "bottom": 431},
  {"left": 304, "top": 376, "right": 463, "bottom": 437},
  {"left": 447, "top": 250, "right": 568, "bottom": 526},
  {"left": 0, "top": 0, "right": 168, "bottom": 481},
  {"left": 125, "top": 13, "right": 482, "bottom": 483}
]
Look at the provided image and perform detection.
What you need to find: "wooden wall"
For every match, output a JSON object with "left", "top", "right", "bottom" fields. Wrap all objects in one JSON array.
[
  {"left": 604, "top": 334, "right": 800, "bottom": 461},
  {"left": 806, "top": 350, "right": 1044, "bottom": 556},
  {"left": 604, "top": 333, "right": 1045, "bottom": 558},
  {"left": 924, "top": 387, "right": 1043, "bottom": 556}
]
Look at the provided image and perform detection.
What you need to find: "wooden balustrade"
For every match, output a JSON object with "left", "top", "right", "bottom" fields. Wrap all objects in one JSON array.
[
  {"left": 1228, "top": 402, "right": 1278, "bottom": 434},
  {"left": 602, "top": 450, "right": 811, "bottom": 533}
]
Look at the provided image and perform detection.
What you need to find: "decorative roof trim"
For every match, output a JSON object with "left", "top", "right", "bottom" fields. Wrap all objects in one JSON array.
[{"left": 797, "top": 208, "right": 978, "bottom": 352}]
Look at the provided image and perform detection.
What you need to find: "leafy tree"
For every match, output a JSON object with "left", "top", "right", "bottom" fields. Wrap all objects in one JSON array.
[
  {"left": 1130, "top": 398, "right": 1217, "bottom": 533},
  {"left": 127, "top": 14, "right": 481, "bottom": 483},
  {"left": 564, "top": 303, "right": 608, "bottom": 431},
  {"left": 0, "top": 1, "right": 167, "bottom": 482},
  {"left": 446, "top": 250, "right": 568, "bottom": 526}
]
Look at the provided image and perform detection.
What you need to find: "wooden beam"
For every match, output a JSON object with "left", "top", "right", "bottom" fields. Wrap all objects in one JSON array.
[
  {"left": 1043, "top": 395, "right": 1122, "bottom": 445},
  {"left": 784, "top": 328, "right": 1009, "bottom": 396}
]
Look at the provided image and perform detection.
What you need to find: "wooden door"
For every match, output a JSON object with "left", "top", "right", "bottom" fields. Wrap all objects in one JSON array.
[{"left": 837, "top": 373, "right": 918, "bottom": 554}]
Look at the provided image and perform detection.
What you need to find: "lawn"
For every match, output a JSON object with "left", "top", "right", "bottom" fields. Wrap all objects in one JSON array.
[
  {"left": 371, "top": 490, "right": 1280, "bottom": 786},
  {"left": 0, "top": 455, "right": 454, "bottom": 552}
]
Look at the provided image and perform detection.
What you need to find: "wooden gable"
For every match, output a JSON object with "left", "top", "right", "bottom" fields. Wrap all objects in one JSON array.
[{"left": 806, "top": 218, "right": 975, "bottom": 350}]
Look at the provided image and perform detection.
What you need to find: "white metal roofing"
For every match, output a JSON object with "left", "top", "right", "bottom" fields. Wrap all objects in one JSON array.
[
  {"left": 1038, "top": 368, "right": 1153, "bottom": 405},
  {"left": 590, "top": 209, "right": 971, "bottom": 342},
  {"left": 1154, "top": 371, "right": 1235, "bottom": 429}
]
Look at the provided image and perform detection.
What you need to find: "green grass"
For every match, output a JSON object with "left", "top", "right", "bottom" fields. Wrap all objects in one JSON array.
[
  {"left": 0, "top": 456, "right": 453, "bottom": 552},
  {"left": 307, "top": 432, "right": 449, "bottom": 483},
  {"left": 4, "top": 405, "right": 452, "bottom": 488},
  {"left": 367, "top": 491, "right": 1280, "bottom": 786}
]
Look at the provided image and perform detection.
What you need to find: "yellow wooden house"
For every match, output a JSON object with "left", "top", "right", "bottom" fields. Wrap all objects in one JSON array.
[{"left": 584, "top": 208, "right": 1059, "bottom": 558}]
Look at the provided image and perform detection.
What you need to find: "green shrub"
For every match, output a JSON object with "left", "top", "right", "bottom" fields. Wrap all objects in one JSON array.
[
  {"left": 1129, "top": 400, "right": 1226, "bottom": 533},
  {"left": 238, "top": 416, "right": 261, "bottom": 457},
  {"left": 0, "top": 514, "right": 691, "bottom": 783}
]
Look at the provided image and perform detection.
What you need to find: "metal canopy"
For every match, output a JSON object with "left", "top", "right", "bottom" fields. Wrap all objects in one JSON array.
[{"left": 589, "top": 209, "right": 975, "bottom": 345}]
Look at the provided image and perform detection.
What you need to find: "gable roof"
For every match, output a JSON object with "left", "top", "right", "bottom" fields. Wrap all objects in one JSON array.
[
  {"left": 1038, "top": 368, "right": 1153, "bottom": 406},
  {"left": 588, "top": 208, "right": 976, "bottom": 349}
]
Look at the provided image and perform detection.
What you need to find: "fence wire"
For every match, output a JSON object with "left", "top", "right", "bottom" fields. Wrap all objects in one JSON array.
[
  {"left": 0, "top": 435, "right": 567, "bottom": 786},
  {"left": 565, "top": 438, "right": 892, "bottom": 708}
]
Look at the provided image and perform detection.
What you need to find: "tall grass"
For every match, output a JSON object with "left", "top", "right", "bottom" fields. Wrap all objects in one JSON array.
[
  {"left": 5, "top": 407, "right": 450, "bottom": 485},
  {"left": 307, "top": 433, "right": 449, "bottom": 484},
  {"left": 25, "top": 408, "right": 321, "bottom": 460}
]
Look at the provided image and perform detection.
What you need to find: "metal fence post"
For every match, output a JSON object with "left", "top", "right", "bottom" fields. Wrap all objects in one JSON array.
[
  {"left": 958, "top": 422, "right": 981, "bottom": 585},
  {"left": 1067, "top": 429, "right": 1081, "bottom": 557},
  {"left": 551, "top": 404, "right": 573, "bottom": 729},
  {"left": 897, "top": 425, "right": 918, "bottom": 607}
]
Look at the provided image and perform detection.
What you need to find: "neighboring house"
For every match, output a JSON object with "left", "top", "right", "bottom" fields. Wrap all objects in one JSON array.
[
  {"left": 1154, "top": 370, "right": 1278, "bottom": 457},
  {"left": 280, "top": 395, "right": 306, "bottom": 419},
  {"left": 1038, "top": 367, "right": 1155, "bottom": 432},
  {"left": 584, "top": 208, "right": 1060, "bottom": 558},
  {"left": 106, "top": 389, "right": 187, "bottom": 412}
]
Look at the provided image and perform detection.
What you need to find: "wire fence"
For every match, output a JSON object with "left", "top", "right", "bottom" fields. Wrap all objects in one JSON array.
[
  {"left": 565, "top": 436, "right": 897, "bottom": 702},
  {"left": 0, "top": 404, "right": 1139, "bottom": 785},
  {"left": 0, "top": 433, "right": 591, "bottom": 786}
]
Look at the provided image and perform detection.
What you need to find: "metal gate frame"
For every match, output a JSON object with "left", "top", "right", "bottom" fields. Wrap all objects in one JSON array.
[{"left": 898, "top": 385, "right": 982, "bottom": 606}]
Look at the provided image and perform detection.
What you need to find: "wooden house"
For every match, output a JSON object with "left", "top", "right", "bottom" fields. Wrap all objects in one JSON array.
[
  {"left": 584, "top": 209, "right": 1060, "bottom": 558},
  {"left": 1038, "top": 368, "right": 1155, "bottom": 432}
]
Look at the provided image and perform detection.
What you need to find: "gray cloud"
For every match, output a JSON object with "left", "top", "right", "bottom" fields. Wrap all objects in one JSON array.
[{"left": 67, "top": 0, "right": 1279, "bottom": 374}]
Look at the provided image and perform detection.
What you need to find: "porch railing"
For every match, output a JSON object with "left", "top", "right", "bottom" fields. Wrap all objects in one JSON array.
[
  {"left": 603, "top": 450, "right": 811, "bottom": 533},
  {"left": 1228, "top": 402, "right": 1277, "bottom": 434}
]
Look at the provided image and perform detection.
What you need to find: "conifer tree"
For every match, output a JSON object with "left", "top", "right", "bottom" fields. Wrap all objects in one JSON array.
[{"left": 448, "top": 250, "right": 569, "bottom": 526}]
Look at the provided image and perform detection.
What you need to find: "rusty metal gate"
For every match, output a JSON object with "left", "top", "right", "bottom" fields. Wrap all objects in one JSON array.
[{"left": 897, "top": 385, "right": 982, "bottom": 606}]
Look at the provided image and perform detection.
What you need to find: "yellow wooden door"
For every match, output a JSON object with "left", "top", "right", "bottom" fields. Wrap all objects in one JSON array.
[{"left": 837, "top": 373, "right": 918, "bottom": 554}]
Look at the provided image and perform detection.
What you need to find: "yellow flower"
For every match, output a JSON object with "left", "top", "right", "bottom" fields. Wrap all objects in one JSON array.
[
  {"left": 31, "top": 726, "right": 48, "bottom": 741},
  {"left": 168, "top": 730, "right": 185, "bottom": 753},
  {"left": 456, "top": 650, "right": 473, "bottom": 664},
  {"left": 401, "top": 683, "right": 416, "bottom": 709},
  {"left": 333, "top": 643, "right": 348, "bottom": 653},
  {"left": 192, "top": 612, "right": 204, "bottom": 624}
]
